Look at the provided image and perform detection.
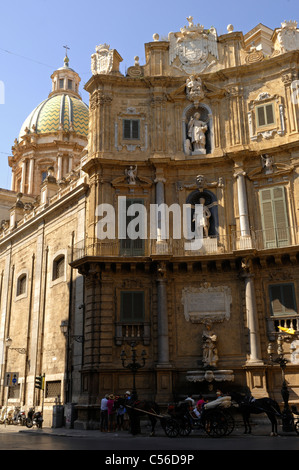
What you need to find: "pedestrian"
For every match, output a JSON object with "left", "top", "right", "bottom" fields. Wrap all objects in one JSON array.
[
  {"left": 185, "top": 394, "right": 195, "bottom": 408},
  {"left": 117, "top": 401, "right": 126, "bottom": 430},
  {"left": 107, "top": 394, "right": 116, "bottom": 432},
  {"left": 100, "top": 394, "right": 109, "bottom": 432}
]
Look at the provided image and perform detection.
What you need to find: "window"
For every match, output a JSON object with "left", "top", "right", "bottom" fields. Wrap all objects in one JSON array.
[
  {"left": 120, "top": 198, "right": 145, "bottom": 256},
  {"left": 46, "top": 380, "right": 61, "bottom": 399},
  {"left": 259, "top": 186, "right": 289, "bottom": 248},
  {"left": 59, "top": 79, "right": 64, "bottom": 89},
  {"left": 53, "top": 255, "right": 65, "bottom": 281},
  {"left": 68, "top": 80, "right": 73, "bottom": 90},
  {"left": 17, "top": 274, "right": 26, "bottom": 297},
  {"left": 123, "top": 119, "right": 140, "bottom": 139},
  {"left": 120, "top": 291, "right": 145, "bottom": 322},
  {"left": 269, "top": 284, "right": 297, "bottom": 316},
  {"left": 256, "top": 103, "right": 275, "bottom": 128}
]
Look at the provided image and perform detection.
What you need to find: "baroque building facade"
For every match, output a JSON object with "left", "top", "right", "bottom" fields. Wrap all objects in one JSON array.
[{"left": 1, "top": 18, "right": 299, "bottom": 428}]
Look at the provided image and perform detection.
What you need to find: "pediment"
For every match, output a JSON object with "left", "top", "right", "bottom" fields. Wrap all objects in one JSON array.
[{"left": 247, "top": 162, "right": 293, "bottom": 180}]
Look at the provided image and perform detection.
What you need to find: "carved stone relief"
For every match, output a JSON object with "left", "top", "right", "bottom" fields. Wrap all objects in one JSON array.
[
  {"left": 181, "top": 285, "right": 232, "bottom": 323},
  {"left": 169, "top": 17, "right": 219, "bottom": 74}
]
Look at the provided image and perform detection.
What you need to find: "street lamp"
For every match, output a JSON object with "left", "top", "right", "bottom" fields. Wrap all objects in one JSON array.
[
  {"left": 5, "top": 337, "right": 26, "bottom": 354},
  {"left": 267, "top": 335, "right": 294, "bottom": 432},
  {"left": 120, "top": 342, "right": 146, "bottom": 400},
  {"left": 60, "top": 320, "right": 84, "bottom": 343}
]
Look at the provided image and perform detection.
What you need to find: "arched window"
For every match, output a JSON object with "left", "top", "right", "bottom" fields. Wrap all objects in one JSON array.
[
  {"left": 53, "top": 255, "right": 65, "bottom": 281},
  {"left": 17, "top": 274, "right": 27, "bottom": 296}
]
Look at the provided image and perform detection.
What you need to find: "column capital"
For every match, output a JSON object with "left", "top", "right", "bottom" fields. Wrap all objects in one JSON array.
[{"left": 233, "top": 169, "right": 246, "bottom": 178}]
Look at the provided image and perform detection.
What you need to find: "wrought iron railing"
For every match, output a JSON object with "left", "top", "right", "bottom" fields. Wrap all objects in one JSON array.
[{"left": 69, "top": 227, "right": 299, "bottom": 263}]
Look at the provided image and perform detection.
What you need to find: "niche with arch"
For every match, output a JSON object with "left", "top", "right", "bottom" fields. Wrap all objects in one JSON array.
[{"left": 183, "top": 104, "right": 213, "bottom": 156}]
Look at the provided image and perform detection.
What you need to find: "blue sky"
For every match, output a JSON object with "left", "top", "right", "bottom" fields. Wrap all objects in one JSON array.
[{"left": 0, "top": 0, "right": 298, "bottom": 190}]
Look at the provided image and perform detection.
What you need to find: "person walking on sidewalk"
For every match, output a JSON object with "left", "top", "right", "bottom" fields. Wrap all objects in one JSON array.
[{"left": 100, "top": 394, "right": 109, "bottom": 432}]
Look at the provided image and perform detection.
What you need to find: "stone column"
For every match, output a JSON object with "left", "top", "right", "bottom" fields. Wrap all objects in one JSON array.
[
  {"left": 10, "top": 169, "right": 15, "bottom": 191},
  {"left": 20, "top": 160, "right": 26, "bottom": 193},
  {"left": 157, "top": 275, "right": 169, "bottom": 364},
  {"left": 235, "top": 170, "right": 250, "bottom": 236},
  {"left": 234, "top": 168, "right": 252, "bottom": 249},
  {"left": 155, "top": 262, "right": 172, "bottom": 402},
  {"left": 154, "top": 177, "right": 166, "bottom": 242},
  {"left": 57, "top": 154, "right": 63, "bottom": 181},
  {"left": 28, "top": 158, "right": 34, "bottom": 194},
  {"left": 68, "top": 154, "right": 73, "bottom": 173},
  {"left": 241, "top": 258, "right": 263, "bottom": 364}
]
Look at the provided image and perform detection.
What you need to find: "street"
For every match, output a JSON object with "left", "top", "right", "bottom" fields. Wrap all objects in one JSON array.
[{"left": 0, "top": 424, "right": 299, "bottom": 455}]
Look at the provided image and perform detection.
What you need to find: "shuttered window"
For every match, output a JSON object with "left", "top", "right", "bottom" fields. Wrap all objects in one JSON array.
[
  {"left": 123, "top": 119, "right": 140, "bottom": 139},
  {"left": 120, "top": 291, "right": 145, "bottom": 322},
  {"left": 269, "top": 284, "right": 297, "bottom": 316},
  {"left": 120, "top": 199, "right": 145, "bottom": 255},
  {"left": 256, "top": 103, "right": 275, "bottom": 128},
  {"left": 259, "top": 186, "right": 289, "bottom": 248}
]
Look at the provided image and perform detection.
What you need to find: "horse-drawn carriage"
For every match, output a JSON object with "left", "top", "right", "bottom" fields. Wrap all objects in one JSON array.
[
  {"left": 120, "top": 395, "right": 235, "bottom": 438},
  {"left": 162, "top": 395, "right": 235, "bottom": 438}
]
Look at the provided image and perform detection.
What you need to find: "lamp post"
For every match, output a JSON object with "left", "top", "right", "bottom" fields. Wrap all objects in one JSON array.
[
  {"left": 267, "top": 335, "right": 294, "bottom": 432},
  {"left": 5, "top": 337, "right": 27, "bottom": 354},
  {"left": 120, "top": 342, "right": 146, "bottom": 401}
]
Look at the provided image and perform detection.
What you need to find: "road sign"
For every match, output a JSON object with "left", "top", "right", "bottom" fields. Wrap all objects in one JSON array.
[{"left": 5, "top": 372, "right": 19, "bottom": 387}]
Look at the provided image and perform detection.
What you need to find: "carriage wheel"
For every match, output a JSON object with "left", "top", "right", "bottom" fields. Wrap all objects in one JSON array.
[
  {"left": 203, "top": 410, "right": 228, "bottom": 437},
  {"left": 178, "top": 421, "right": 192, "bottom": 437},
  {"left": 295, "top": 420, "right": 299, "bottom": 435},
  {"left": 223, "top": 410, "right": 235, "bottom": 435},
  {"left": 163, "top": 418, "right": 180, "bottom": 438}
]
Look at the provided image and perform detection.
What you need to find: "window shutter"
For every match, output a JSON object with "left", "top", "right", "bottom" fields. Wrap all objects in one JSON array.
[
  {"left": 266, "top": 104, "right": 274, "bottom": 124},
  {"left": 257, "top": 107, "right": 265, "bottom": 127},
  {"left": 120, "top": 199, "right": 145, "bottom": 255},
  {"left": 259, "top": 187, "right": 289, "bottom": 248},
  {"left": 259, "top": 189, "right": 276, "bottom": 248},
  {"left": 132, "top": 120, "right": 139, "bottom": 139},
  {"left": 269, "top": 284, "right": 297, "bottom": 316},
  {"left": 120, "top": 292, "right": 144, "bottom": 321},
  {"left": 123, "top": 120, "right": 131, "bottom": 139}
]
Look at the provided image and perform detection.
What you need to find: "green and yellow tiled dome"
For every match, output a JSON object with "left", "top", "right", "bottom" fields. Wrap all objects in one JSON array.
[{"left": 19, "top": 94, "right": 89, "bottom": 140}]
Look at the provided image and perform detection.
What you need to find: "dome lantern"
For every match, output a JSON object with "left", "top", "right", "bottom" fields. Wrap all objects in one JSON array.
[{"left": 50, "top": 49, "right": 81, "bottom": 99}]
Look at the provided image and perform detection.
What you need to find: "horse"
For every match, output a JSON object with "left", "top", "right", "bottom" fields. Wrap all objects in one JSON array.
[
  {"left": 229, "top": 392, "right": 282, "bottom": 436},
  {"left": 115, "top": 396, "right": 160, "bottom": 436}
]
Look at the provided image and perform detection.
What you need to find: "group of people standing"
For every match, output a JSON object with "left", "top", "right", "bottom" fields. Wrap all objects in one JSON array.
[{"left": 100, "top": 391, "right": 131, "bottom": 432}]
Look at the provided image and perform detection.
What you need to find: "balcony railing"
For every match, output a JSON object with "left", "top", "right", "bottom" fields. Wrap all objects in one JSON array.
[
  {"left": 69, "top": 227, "right": 299, "bottom": 264},
  {"left": 115, "top": 322, "right": 151, "bottom": 346}
]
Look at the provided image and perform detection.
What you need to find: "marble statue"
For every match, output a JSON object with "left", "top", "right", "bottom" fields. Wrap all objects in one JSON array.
[
  {"left": 188, "top": 113, "right": 207, "bottom": 153},
  {"left": 202, "top": 321, "right": 218, "bottom": 368},
  {"left": 125, "top": 165, "right": 137, "bottom": 184}
]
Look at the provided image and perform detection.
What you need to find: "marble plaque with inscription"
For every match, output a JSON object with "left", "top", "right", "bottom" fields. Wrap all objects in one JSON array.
[{"left": 181, "top": 286, "right": 232, "bottom": 323}]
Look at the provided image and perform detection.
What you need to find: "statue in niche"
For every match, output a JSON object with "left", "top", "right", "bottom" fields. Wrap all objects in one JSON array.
[
  {"left": 187, "top": 112, "right": 208, "bottom": 153},
  {"left": 193, "top": 197, "right": 211, "bottom": 238},
  {"left": 125, "top": 165, "right": 137, "bottom": 184},
  {"left": 202, "top": 320, "right": 218, "bottom": 368}
]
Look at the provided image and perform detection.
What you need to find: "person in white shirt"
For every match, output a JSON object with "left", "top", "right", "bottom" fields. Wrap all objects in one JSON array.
[{"left": 100, "top": 394, "right": 109, "bottom": 431}]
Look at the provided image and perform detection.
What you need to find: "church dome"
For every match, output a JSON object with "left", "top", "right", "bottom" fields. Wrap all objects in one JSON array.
[
  {"left": 19, "top": 94, "right": 89, "bottom": 140},
  {"left": 18, "top": 54, "right": 89, "bottom": 141}
]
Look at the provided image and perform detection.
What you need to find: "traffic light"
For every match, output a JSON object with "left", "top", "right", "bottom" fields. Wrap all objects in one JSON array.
[{"left": 35, "top": 375, "right": 44, "bottom": 390}]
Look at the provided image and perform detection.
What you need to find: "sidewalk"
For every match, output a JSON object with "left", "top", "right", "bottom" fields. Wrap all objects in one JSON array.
[{"left": 0, "top": 420, "right": 297, "bottom": 438}]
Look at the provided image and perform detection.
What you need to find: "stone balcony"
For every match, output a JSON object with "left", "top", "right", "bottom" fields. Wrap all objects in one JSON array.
[{"left": 69, "top": 226, "right": 299, "bottom": 264}]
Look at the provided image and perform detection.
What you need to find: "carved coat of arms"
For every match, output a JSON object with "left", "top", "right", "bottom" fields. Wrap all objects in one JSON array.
[{"left": 169, "top": 17, "right": 219, "bottom": 74}]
